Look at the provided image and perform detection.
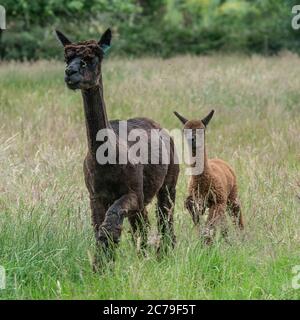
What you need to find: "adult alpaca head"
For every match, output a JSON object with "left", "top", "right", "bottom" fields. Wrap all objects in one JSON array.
[{"left": 55, "top": 29, "right": 111, "bottom": 90}]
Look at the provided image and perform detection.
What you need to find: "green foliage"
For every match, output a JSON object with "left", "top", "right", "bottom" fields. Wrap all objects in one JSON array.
[{"left": 0, "top": 0, "right": 299, "bottom": 60}]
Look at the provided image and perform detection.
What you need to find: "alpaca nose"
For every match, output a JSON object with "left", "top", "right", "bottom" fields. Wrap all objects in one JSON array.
[{"left": 65, "top": 65, "right": 78, "bottom": 76}]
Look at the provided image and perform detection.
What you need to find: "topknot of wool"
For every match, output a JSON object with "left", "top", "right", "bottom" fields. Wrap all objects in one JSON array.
[{"left": 64, "top": 40, "right": 103, "bottom": 60}]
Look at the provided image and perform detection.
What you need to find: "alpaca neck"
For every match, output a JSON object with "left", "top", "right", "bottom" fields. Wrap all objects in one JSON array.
[
  {"left": 190, "top": 138, "right": 210, "bottom": 179},
  {"left": 202, "top": 146, "right": 210, "bottom": 176},
  {"left": 81, "top": 76, "right": 111, "bottom": 155}
]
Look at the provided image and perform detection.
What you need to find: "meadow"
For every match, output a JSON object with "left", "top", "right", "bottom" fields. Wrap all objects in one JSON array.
[{"left": 0, "top": 54, "right": 299, "bottom": 299}]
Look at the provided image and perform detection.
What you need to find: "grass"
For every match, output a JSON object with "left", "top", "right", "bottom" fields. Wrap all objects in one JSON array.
[{"left": 0, "top": 53, "right": 299, "bottom": 299}]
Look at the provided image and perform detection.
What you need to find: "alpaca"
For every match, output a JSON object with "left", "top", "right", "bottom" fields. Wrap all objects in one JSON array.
[
  {"left": 56, "top": 29, "right": 179, "bottom": 267},
  {"left": 174, "top": 110, "right": 244, "bottom": 243}
]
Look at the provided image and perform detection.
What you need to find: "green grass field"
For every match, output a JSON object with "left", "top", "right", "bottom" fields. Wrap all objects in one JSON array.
[{"left": 0, "top": 54, "right": 299, "bottom": 299}]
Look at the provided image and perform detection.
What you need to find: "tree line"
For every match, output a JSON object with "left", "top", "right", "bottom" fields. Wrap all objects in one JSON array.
[{"left": 0, "top": 0, "right": 299, "bottom": 60}]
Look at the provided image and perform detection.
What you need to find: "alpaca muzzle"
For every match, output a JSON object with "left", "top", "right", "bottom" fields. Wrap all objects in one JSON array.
[{"left": 65, "top": 58, "right": 82, "bottom": 89}]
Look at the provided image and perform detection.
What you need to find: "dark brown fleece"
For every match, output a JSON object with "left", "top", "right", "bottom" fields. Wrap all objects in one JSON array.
[
  {"left": 64, "top": 40, "right": 103, "bottom": 61},
  {"left": 56, "top": 30, "right": 179, "bottom": 270}
]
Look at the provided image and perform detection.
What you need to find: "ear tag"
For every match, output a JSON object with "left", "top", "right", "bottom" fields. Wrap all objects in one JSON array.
[{"left": 100, "top": 44, "right": 111, "bottom": 56}]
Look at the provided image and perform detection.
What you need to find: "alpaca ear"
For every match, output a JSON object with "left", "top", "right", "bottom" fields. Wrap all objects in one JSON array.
[
  {"left": 201, "top": 110, "right": 215, "bottom": 127},
  {"left": 174, "top": 111, "right": 188, "bottom": 125},
  {"left": 55, "top": 30, "right": 72, "bottom": 47},
  {"left": 99, "top": 28, "right": 112, "bottom": 53}
]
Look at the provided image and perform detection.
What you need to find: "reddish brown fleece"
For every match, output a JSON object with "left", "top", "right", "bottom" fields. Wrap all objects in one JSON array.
[{"left": 183, "top": 120, "right": 244, "bottom": 243}]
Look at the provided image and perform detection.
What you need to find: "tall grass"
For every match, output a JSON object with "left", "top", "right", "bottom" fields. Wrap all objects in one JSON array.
[{"left": 0, "top": 54, "right": 299, "bottom": 299}]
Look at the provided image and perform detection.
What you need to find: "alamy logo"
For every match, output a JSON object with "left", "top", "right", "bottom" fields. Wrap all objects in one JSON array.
[
  {"left": 94, "top": 124, "right": 205, "bottom": 175},
  {"left": 292, "top": 5, "right": 300, "bottom": 30},
  {"left": 0, "top": 5, "right": 5, "bottom": 30},
  {"left": 0, "top": 266, "right": 5, "bottom": 289}
]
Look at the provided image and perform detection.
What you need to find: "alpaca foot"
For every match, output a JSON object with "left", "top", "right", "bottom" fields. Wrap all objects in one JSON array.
[
  {"left": 200, "top": 227, "right": 214, "bottom": 245},
  {"left": 156, "top": 233, "right": 176, "bottom": 258},
  {"left": 92, "top": 252, "right": 114, "bottom": 273},
  {"left": 137, "top": 236, "right": 150, "bottom": 257}
]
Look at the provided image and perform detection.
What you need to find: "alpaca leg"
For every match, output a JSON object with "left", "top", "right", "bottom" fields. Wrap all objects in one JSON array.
[
  {"left": 228, "top": 187, "right": 244, "bottom": 230},
  {"left": 229, "top": 198, "right": 244, "bottom": 230},
  {"left": 90, "top": 197, "right": 107, "bottom": 236},
  {"left": 185, "top": 195, "right": 205, "bottom": 226},
  {"left": 156, "top": 185, "right": 176, "bottom": 254},
  {"left": 185, "top": 195, "right": 198, "bottom": 225},
  {"left": 128, "top": 208, "right": 150, "bottom": 253},
  {"left": 89, "top": 197, "right": 109, "bottom": 271},
  {"left": 98, "top": 193, "right": 140, "bottom": 249},
  {"left": 202, "top": 203, "right": 226, "bottom": 245}
]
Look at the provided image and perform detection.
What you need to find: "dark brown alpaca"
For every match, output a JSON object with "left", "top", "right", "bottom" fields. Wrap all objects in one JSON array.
[
  {"left": 174, "top": 110, "right": 244, "bottom": 244},
  {"left": 56, "top": 29, "right": 179, "bottom": 267}
]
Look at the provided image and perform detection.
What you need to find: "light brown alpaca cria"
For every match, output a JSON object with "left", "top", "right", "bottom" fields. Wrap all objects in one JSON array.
[{"left": 174, "top": 110, "right": 244, "bottom": 244}]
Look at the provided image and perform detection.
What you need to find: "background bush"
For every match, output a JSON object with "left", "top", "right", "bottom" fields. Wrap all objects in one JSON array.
[{"left": 0, "top": 0, "right": 300, "bottom": 60}]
